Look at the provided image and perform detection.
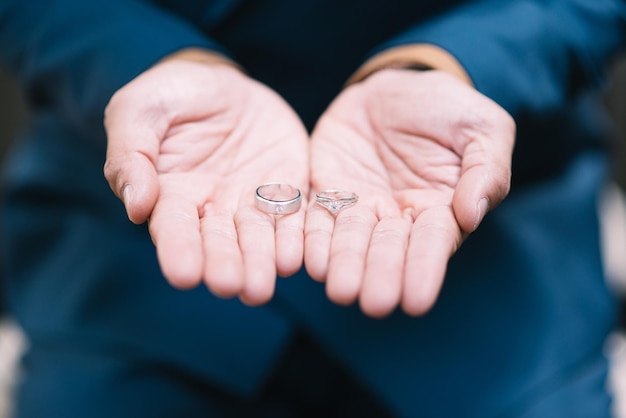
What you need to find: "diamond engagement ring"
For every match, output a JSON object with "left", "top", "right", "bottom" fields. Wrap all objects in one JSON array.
[
  {"left": 315, "top": 190, "right": 358, "bottom": 214},
  {"left": 255, "top": 183, "right": 302, "bottom": 215}
]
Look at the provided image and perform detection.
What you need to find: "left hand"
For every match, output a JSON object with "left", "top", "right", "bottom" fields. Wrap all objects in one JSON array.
[
  {"left": 304, "top": 69, "right": 515, "bottom": 318},
  {"left": 104, "top": 59, "right": 309, "bottom": 306}
]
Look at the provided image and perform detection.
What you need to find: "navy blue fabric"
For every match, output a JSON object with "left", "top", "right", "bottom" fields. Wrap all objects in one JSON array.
[
  {"left": 274, "top": 153, "right": 616, "bottom": 417},
  {"left": 377, "top": 0, "right": 626, "bottom": 116},
  {"left": 0, "top": 0, "right": 624, "bottom": 416},
  {"left": 15, "top": 331, "right": 395, "bottom": 418}
]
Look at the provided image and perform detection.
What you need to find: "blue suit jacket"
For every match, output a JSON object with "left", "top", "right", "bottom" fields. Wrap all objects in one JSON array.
[{"left": 0, "top": 0, "right": 624, "bottom": 416}]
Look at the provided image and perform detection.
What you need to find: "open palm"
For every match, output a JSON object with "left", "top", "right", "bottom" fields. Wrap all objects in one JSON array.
[
  {"left": 105, "top": 61, "right": 309, "bottom": 305},
  {"left": 305, "top": 69, "right": 515, "bottom": 318}
]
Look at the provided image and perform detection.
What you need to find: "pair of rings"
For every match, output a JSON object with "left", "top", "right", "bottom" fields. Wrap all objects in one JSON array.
[{"left": 254, "top": 183, "right": 358, "bottom": 215}]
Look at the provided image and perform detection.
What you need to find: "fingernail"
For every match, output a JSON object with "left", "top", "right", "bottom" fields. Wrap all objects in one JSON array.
[
  {"left": 474, "top": 198, "right": 489, "bottom": 231},
  {"left": 122, "top": 185, "right": 133, "bottom": 206}
]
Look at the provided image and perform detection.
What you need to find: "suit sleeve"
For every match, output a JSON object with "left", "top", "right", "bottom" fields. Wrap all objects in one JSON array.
[
  {"left": 0, "top": 0, "right": 230, "bottom": 137},
  {"left": 374, "top": 0, "right": 626, "bottom": 116}
]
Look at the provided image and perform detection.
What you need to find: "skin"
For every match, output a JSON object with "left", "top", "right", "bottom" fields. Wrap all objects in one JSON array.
[
  {"left": 104, "top": 47, "right": 515, "bottom": 318},
  {"left": 305, "top": 69, "right": 515, "bottom": 318},
  {"left": 104, "top": 59, "right": 309, "bottom": 306}
]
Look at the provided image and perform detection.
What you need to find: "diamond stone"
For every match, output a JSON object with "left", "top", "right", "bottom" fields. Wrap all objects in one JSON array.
[
  {"left": 328, "top": 200, "right": 341, "bottom": 213},
  {"left": 315, "top": 189, "right": 358, "bottom": 215}
]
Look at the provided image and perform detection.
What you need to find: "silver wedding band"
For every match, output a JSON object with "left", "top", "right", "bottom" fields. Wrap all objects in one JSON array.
[
  {"left": 255, "top": 183, "right": 302, "bottom": 215},
  {"left": 315, "top": 189, "right": 358, "bottom": 214}
]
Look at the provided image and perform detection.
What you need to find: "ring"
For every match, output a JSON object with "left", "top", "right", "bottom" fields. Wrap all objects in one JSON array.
[
  {"left": 315, "top": 189, "right": 358, "bottom": 214},
  {"left": 255, "top": 183, "right": 302, "bottom": 215}
]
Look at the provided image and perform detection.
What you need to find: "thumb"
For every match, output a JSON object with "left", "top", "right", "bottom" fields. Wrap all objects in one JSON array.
[
  {"left": 103, "top": 91, "right": 164, "bottom": 224},
  {"left": 453, "top": 165, "right": 509, "bottom": 233},
  {"left": 104, "top": 152, "right": 159, "bottom": 224},
  {"left": 452, "top": 123, "right": 515, "bottom": 233}
]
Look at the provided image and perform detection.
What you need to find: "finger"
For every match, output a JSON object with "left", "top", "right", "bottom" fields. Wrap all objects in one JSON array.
[
  {"left": 104, "top": 152, "right": 160, "bottom": 224},
  {"left": 235, "top": 206, "right": 277, "bottom": 306},
  {"left": 325, "top": 207, "right": 378, "bottom": 306},
  {"left": 200, "top": 205, "right": 245, "bottom": 298},
  {"left": 104, "top": 92, "right": 166, "bottom": 224},
  {"left": 359, "top": 218, "right": 411, "bottom": 318},
  {"left": 149, "top": 194, "right": 203, "bottom": 290},
  {"left": 402, "top": 207, "right": 461, "bottom": 316},
  {"left": 275, "top": 201, "right": 306, "bottom": 277},
  {"left": 453, "top": 164, "right": 509, "bottom": 233},
  {"left": 304, "top": 201, "right": 336, "bottom": 281},
  {"left": 453, "top": 118, "right": 515, "bottom": 233}
]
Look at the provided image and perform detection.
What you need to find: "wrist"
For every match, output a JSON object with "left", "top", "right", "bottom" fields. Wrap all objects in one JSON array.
[
  {"left": 159, "top": 47, "right": 243, "bottom": 72},
  {"left": 347, "top": 44, "right": 472, "bottom": 87}
]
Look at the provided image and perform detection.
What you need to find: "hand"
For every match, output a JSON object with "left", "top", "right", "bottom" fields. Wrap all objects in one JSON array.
[
  {"left": 305, "top": 69, "right": 515, "bottom": 318},
  {"left": 104, "top": 57, "right": 309, "bottom": 306}
]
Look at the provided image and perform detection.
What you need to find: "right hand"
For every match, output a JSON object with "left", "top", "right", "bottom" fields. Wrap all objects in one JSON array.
[
  {"left": 104, "top": 54, "right": 309, "bottom": 306},
  {"left": 305, "top": 69, "right": 515, "bottom": 318}
]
